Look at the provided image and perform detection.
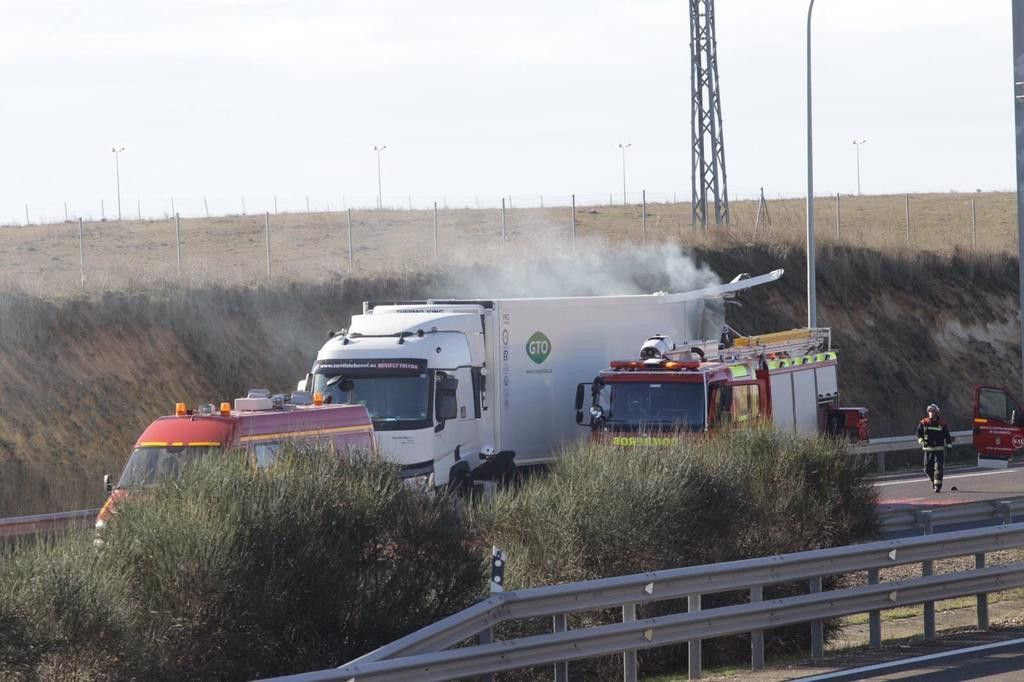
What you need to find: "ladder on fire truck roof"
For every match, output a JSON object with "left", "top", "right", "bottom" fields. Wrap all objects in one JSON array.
[{"left": 707, "top": 327, "right": 831, "bottom": 364}]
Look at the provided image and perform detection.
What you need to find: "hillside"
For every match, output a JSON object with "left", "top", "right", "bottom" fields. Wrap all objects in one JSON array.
[{"left": 0, "top": 242, "right": 1017, "bottom": 516}]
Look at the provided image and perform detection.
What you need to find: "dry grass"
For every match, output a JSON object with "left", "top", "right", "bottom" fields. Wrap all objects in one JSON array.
[{"left": 0, "top": 192, "right": 1014, "bottom": 297}]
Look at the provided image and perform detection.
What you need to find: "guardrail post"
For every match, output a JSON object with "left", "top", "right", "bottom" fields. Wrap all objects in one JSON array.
[
  {"left": 876, "top": 451, "right": 885, "bottom": 475},
  {"left": 622, "top": 603, "right": 638, "bottom": 682},
  {"left": 809, "top": 576, "right": 824, "bottom": 659},
  {"left": 553, "top": 613, "right": 568, "bottom": 682},
  {"left": 750, "top": 585, "right": 765, "bottom": 669},
  {"left": 921, "top": 511, "right": 935, "bottom": 639},
  {"left": 688, "top": 593, "right": 702, "bottom": 679},
  {"left": 868, "top": 568, "right": 881, "bottom": 648},
  {"left": 998, "top": 500, "right": 1013, "bottom": 525},
  {"left": 976, "top": 552, "right": 989, "bottom": 630},
  {"left": 477, "top": 628, "right": 495, "bottom": 682}
]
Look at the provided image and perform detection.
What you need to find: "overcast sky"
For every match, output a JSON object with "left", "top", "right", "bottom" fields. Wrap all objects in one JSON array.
[{"left": 1, "top": 1, "right": 1015, "bottom": 219}]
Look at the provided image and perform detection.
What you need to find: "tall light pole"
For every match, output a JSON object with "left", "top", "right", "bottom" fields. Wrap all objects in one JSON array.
[
  {"left": 618, "top": 143, "right": 631, "bottom": 205},
  {"left": 373, "top": 145, "right": 386, "bottom": 209},
  {"left": 805, "top": 0, "right": 817, "bottom": 329},
  {"left": 852, "top": 139, "right": 867, "bottom": 196},
  {"left": 112, "top": 146, "right": 125, "bottom": 220}
]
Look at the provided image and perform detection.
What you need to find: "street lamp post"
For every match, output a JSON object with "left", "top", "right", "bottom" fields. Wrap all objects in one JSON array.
[
  {"left": 618, "top": 143, "right": 631, "bottom": 205},
  {"left": 112, "top": 146, "right": 125, "bottom": 220},
  {"left": 805, "top": 0, "right": 817, "bottom": 329},
  {"left": 852, "top": 139, "right": 867, "bottom": 196},
  {"left": 374, "top": 145, "right": 387, "bottom": 209}
]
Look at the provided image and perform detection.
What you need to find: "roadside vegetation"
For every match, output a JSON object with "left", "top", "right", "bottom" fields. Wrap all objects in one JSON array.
[
  {"left": 0, "top": 447, "right": 483, "bottom": 681},
  {"left": 0, "top": 431, "right": 877, "bottom": 680}
]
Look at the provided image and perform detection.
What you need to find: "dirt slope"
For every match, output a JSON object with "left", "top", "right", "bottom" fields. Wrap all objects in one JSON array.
[{"left": 0, "top": 244, "right": 1017, "bottom": 515}]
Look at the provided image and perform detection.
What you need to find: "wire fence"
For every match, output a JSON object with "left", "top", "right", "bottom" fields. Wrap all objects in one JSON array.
[{"left": 0, "top": 190, "right": 1015, "bottom": 296}]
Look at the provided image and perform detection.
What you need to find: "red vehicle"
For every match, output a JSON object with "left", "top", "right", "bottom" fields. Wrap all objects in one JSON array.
[
  {"left": 96, "top": 390, "right": 373, "bottom": 529},
  {"left": 972, "top": 385, "right": 1024, "bottom": 468},
  {"left": 575, "top": 328, "right": 868, "bottom": 444}
]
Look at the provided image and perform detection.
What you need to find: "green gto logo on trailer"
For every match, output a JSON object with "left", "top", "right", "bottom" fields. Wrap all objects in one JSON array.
[{"left": 526, "top": 331, "right": 551, "bottom": 364}]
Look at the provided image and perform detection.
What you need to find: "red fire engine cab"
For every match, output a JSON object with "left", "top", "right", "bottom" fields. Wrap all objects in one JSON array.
[{"left": 575, "top": 328, "right": 868, "bottom": 444}]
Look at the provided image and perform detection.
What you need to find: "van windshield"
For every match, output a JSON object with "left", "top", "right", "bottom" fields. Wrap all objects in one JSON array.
[
  {"left": 598, "top": 381, "right": 706, "bottom": 432},
  {"left": 312, "top": 372, "right": 431, "bottom": 431},
  {"left": 116, "top": 445, "right": 218, "bottom": 488}
]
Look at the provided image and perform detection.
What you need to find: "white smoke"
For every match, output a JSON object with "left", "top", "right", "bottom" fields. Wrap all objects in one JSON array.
[{"left": 435, "top": 235, "right": 721, "bottom": 299}]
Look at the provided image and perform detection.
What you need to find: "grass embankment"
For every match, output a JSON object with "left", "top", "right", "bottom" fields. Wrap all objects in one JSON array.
[
  {"left": 0, "top": 192, "right": 1014, "bottom": 296},
  {"left": 0, "top": 429, "right": 877, "bottom": 681},
  {"left": 0, "top": 243, "right": 1017, "bottom": 516}
]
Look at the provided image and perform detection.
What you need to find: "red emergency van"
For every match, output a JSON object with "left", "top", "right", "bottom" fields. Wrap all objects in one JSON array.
[{"left": 96, "top": 390, "right": 373, "bottom": 529}]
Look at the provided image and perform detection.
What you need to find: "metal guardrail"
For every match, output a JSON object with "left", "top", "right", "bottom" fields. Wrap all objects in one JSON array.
[
  {"left": 880, "top": 497, "right": 1024, "bottom": 535},
  {"left": 261, "top": 522, "right": 1024, "bottom": 682},
  {"left": 851, "top": 430, "right": 972, "bottom": 455},
  {"left": 0, "top": 509, "right": 98, "bottom": 538}
]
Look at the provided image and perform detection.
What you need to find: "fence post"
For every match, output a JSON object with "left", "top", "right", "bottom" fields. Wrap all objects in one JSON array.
[
  {"left": 835, "top": 192, "right": 840, "bottom": 238},
  {"left": 264, "top": 212, "right": 272, "bottom": 278},
  {"left": 175, "top": 213, "right": 182, "bottom": 277},
  {"left": 306, "top": 196, "right": 310, "bottom": 213},
  {"left": 976, "top": 552, "right": 989, "bottom": 630},
  {"left": 433, "top": 202, "right": 438, "bottom": 260},
  {"left": 571, "top": 194, "right": 576, "bottom": 253},
  {"left": 688, "top": 593, "right": 702, "bottom": 679},
  {"left": 642, "top": 189, "right": 647, "bottom": 245},
  {"left": 101, "top": 199, "right": 105, "bottom": 221},
  {"left": 501, "top": 198, "right": 506, "bottom": 242},
  {"left": 241, "top": 196, "right": 246, "bottom": 215},
  {"left": 204, "top": 196, "right": 209, "bottom": 218},
  {"left": 809, "top": 576, "right": 823, "bottom": 658},
  {"left": 171, "top": 197, "right": 176, "bottom": 217},
  {"left": 622, "top": 603, "right": 638, "bottom": 682},
  {"left": 905, "top": 194, "right": 910, "bottom": 245},
  {"left": 137, "top": 199, "right": 142, "bottom": 221},
  {"left": 921, "top": 510, "right": 935, "bottom": 639},
  {"left": 868, "top": 567, "right": 881, "bottom": 647},
  {"left": 78, "top": 217, "right": 86, "bottom": 288},
  {"left": 972, "top": 197, "right": 977, "bottom": 250},
  {"left": 347, "top": 208, "right": 354, "bottom": 268},
  {"left": 540, "top": 195, "right": 544, "bottom": 208},
  {"left": 64, "top": 201, "right": 69, "bottom": 222},
  {"left": 553, "top": 613, "right": 568, "bottom": 682},
  {"left": 750, "top": 584, "right": 765, "bottom": 669}
]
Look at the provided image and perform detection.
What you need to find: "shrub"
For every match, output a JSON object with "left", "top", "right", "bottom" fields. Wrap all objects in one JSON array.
[
  {"left": 471, "top": 426, "right": 879, "bottom": 677},
  {"left": 0, "top": 447, "right": 485, "bottom": 680}
]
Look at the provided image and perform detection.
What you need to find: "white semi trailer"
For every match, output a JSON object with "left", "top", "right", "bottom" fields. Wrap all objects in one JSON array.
[{"left": 301, "top": 269, "right": 783, "bottom": 487}]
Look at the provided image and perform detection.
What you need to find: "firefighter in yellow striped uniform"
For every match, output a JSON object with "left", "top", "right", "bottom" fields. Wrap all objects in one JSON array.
[{"left": 917, "top": 403, "right": 952, "bottom": 493}]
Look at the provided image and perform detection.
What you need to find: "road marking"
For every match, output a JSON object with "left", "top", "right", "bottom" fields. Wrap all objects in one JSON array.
[{"left": 875, "top": 469, "right": 1021, "bottom": 487}]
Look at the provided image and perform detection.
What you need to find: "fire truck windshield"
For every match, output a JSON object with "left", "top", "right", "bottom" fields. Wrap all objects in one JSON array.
[
  {"left": 599, "top": 381, "right": 705, "bottom": 431},
  {"left": 313, "top": 371, "right": 431, "bottom": 431},
  {"left": 116, "top": 445, "right": 218, "bottom": 488}
]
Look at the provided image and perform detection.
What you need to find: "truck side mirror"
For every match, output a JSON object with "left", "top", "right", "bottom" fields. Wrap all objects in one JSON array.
[
  {"left": 435, "top": 373, "right": 459, "bottom": 427},
  {"left": 103, "top": 474, "right": 114, "bottom": 495},
  {"left": 575, "top": 383, "right": 591, "bottom": 426},
  {"left": 297, "top": 373, "right": 312, "bottom": 392}
]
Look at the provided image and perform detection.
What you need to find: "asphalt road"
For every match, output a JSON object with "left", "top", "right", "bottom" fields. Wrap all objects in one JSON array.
[
  {"left": 874, "top": 463, "right": 1024, "bottom": 512},
  {"left": 795, "top": 637, "right": 1024, "bottom": 681}
]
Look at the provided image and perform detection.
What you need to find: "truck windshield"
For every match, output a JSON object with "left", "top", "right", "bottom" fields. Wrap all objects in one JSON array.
[
  {"left": 116, "top": 445, "right": 217, "bottom": 488},
  {"left": 599, "top": 382, "right": 705, "bottom": 431},
  {"left": 313, "top": 372, "right": 431, "bottom": 431}
]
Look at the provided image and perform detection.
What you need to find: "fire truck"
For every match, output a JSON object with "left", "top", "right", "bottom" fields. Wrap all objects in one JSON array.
[
  {"left": 575, "top": 328, "right": 869, "bottom": 443},
  {"left": 95, "top": 390, "right": 373, "bottom": 530}
]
